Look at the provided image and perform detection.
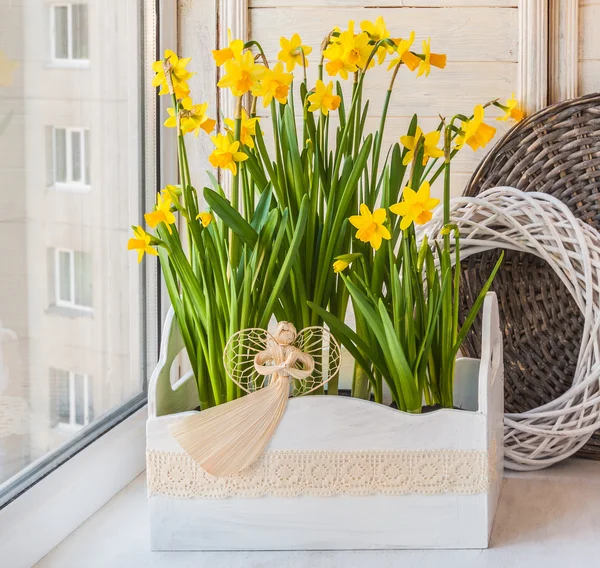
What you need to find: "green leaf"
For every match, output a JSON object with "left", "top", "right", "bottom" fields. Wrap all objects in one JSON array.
[
  {"left": 307, "top": 301, "right": 377, "bottom": 390},
  {"left": 250, "top": 182, "right": 273, "bottom": 232},
  {"left": 259, "top": 195, "right": 309, "bottom": 327},
  {"left": 204, "top": 187, "right": 258, "bottom": 248},
  {"left": 452, "top": 251, "right": 504, "bottom": 360}
]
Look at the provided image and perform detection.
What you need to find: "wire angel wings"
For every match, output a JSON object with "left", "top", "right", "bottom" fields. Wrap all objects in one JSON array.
[{"left": 223, "top": 322, "right": 342, "bottom": 397}]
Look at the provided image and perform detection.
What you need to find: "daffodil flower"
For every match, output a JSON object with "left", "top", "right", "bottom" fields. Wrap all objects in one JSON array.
[
  {"left": 251, "top": 62, "right": 293, "bottom": 107},
  {"left": 152, "top": 50, "right": 194, "bottom": 100},
  {"left": 390, "top": 182, "right": 440, "bottom": 230},
  {"left": 212, "top": 38, "right": 244, "bottom": 67},
  {"left": 307, "top": 80, "right": 341, "bottom": 116},
  {"left": 196, "top": 211, "right": 213, "bottom": 227},
  {"left": 360, "top": 16, "right": 390, "bottom": 65},
  {"left": 145, "top": 192, "right": 176, "bottom": 234},
  {"left": 456, "top": 105, "right": 497, "bottom": 151},
  {"left": 208, "top": 133, "right": 249, "bottom": 175},
  {"left": 332, "top": 252, "right": 362, "bottom": 273},
  {"left": 128, "top": 226, "right": 159, "bottom": 263},
  {"left": 323, "top": 43, "right": 357, "bottom": 80},
  {"left": 278, "top": 34, "right": 312, "bottom": 72},
  {"left": 217, "top": 51, "right": 266, "bottom": 97},
  {"left": 496, "top": 93, "right": 524, "bottom": 123},
  {"left": 386, "top": 32, "right": 420, "bottom": 72},
  {"left": 338, "top": 22, "right": 373, "bottom": 70},
  {"left": 349, "top": 204, "right": 391, "bottom": 250},
  {"left": 224, "top": 109, "right": 261, "bottom": 149},
  {"left": 416, "top": 38, "right": 447, "bottom": 78},
  {"left": 400, "top": 127, "right": 444, "bottom": 166},
  {"left": 164, "top": 97, "right": 216, "bottom": 137}
]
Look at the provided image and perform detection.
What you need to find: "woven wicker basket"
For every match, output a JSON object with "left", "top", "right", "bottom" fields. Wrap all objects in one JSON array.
[{"left": 459, "top": 93, "right": 600, "bottom": 459}]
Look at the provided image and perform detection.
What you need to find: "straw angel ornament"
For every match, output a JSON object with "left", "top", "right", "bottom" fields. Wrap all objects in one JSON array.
[{"left": 170, "top": 322, "right": 341, "bottom": 477}]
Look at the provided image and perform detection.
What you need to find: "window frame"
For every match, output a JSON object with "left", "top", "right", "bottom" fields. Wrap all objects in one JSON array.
[
  {"left": 54, "top": 248, "right": 94, "bottom": 312},
  {"left": 52, "top": 126, "right": 91, "bottom": 192},
  {"left": 49, "top": 2, "right": 90, "bottom": 66}
]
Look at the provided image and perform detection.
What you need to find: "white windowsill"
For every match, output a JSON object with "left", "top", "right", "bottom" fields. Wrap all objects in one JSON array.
[
  {"left": 30, "top": 457, "right": 600, "bottom": 567},
  {"left": 52, "top": 183, "right": 92, "bottom": 193},
  {"left": 46, "top": 304, "right": 94, "bottom": 318},
  {"left": 45, "top": 60, "right": 90, "bottom": 70},
  {"left": 0, "top": 407, "right": 147, "bottom": 568}
]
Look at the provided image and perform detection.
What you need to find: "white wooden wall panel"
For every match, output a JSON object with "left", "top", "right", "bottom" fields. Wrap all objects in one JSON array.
[
  {"left": 250, "top": 4, "right": 519, "bottom": 197},
  {"left": 579, "top": 1, "right": 600, "bottom": 94},
  {"left": 251, "top": 0, "right": 516, "bottom": 6}
]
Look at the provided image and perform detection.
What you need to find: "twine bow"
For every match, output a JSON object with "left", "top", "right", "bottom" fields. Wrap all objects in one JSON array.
[{"left": 169, "top": 322, "right": 340, "bottom": 477}]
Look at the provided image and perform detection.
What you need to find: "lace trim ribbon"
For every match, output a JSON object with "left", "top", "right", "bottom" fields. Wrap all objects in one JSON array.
[{"left": 147, "top": 448, "right": 494, "bottom": 499}]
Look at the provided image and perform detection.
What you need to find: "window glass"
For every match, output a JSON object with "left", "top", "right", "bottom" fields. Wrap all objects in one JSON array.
[
  {"left": 58, "top": 250, "right": 72, "bottom": 303},
  {"left": 54, "top": 128, "right": 67, "bottom": 183},
  {"left": 71, "top": 5, "right": 88, "bottom": 60},
  {"left": 71, "top": 130, "right": 82, "bottom": 182},
  {"left": 0, "top": 0, "right": 147, "bottom": 497},
  {"left": 53, "top": 6, "right": 69, "bottom": 60},
  {"left": 55, "top": 370, "right": 71, "bottom": 425},
  {"left": 74, "top": 373, "right": 85, "bottom": 425},
  {"left": 74, "top": 251, "right": 92, "bottom": 308}
]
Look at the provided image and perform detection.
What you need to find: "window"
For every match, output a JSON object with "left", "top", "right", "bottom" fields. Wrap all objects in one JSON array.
[
  {"left": 0, "top": 0, "right": 154, "bottom": 508},
  {"left": 50, "top": 4, "right": 89, "bottom": 63},
  {"left": 54, "top": 249, "right": 93, "bottom": 311},
  {"left": 52, "top": 127, "right": 91, "bottom": 189},
  {"left": 52, "top": 370, "right": 93, "bottom": 428}
]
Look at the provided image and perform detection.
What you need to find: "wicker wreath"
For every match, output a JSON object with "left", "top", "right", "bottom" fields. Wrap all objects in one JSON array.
[{"left": 426, "top": 187, "right": 600, "bottom": 471}]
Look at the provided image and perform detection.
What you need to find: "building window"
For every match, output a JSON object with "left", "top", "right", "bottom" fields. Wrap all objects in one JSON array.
[
  {"left": 54, "top": 249, "right": 93, "bottom": 311},
  {"left": 50, "top": 3, "right": 89, "bottom": 63},
  {"left": 51, "top": 127, "right": 91, "bottom": 189},
  {"left": 53, "top": 370, "right": 93, "bottom": 428}
]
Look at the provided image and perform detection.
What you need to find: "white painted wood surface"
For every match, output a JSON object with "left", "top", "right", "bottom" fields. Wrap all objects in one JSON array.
[
  {"left": 579, "top": 1, "right": 600, "bottom": 95},
  {"left": 548, "top": 0, "right": 578, "bottom": 102},
  {"left": 146, "top": 294, "right": 504, "bottom": 550},
  {"left": 244, "top": 2, "right": 519, "bottom": 200}
]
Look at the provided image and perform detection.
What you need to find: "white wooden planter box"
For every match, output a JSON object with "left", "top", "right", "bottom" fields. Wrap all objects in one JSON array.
[{"left": 147, "top": 293, "right": 504, "bottom": 550}]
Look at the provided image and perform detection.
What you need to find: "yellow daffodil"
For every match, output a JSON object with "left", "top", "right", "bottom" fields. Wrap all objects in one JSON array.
[
  {"left": 196, "top": 211, "right": 213, "bottom": 227},
  {"left": 349, "top": 204, "right": 391, "bottom": 251},
  {"left": 386, "top": 32, "right": 420, "bottom": 72},
  {"left": 164, "top": 97, "right": 216, "bottom": 137},
  {"left": 152, "top": 49, "right": 194, "bottom": 100},
  {"left": 333, "top": 259, "right": 349, "bottom": 273},
  {"left": 163, "top": 184, "right": 181, "bottom": 203},
  {"left": 456, "top": 105, "right": 497, "bottom": 151},
  {"left": 145, "top": 192, "right": 176, "bottom": 234},
  {"left": 323, "top": 43, "right": 357, "bottom": 80},
  {"left": 307, "top": 80, "right": 341, "bottom": 116},
  {"left": 128, "top": 226, "right": 158, "bottom": 263},
  {"left": 360, "top": 16, "right": 390, "bottom": 65},
  {"left": 416, "top": 38, "right": 447, "bottom": 78},
  {"left": 218, "top": 50, "right": 266, "bottom": 97},
  {"left": 278, "top": 34, "right": 312, "bottom": 72},
  {"left": 224, "top": 109, "right": 261, "bottom": 149},
  {"left": 338, "top": 22, "right": 373, "bottom": 70},
  {"left": 0, "top": 51, "right": 17, "bottom": 86},
  {"left": 332, "top": 253, "right": 361, "bottom": 273},
  {"left": 212, "top": 38, "right": 244, "bottom": 67},
  {"left": 251, "top": 62, "right": 293, "bottom": 107},
  {"left": 497, "top": 93, "right": 524, "bottom": 122},
  {"left": 208, "top": 133, "right": 248, "bottom": 175},
  {"left": 400, "top": 127, "right": 444, "bottom": 166},
  {"left": 390, "top": 182, "right": 440, "bottom": 230}
]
